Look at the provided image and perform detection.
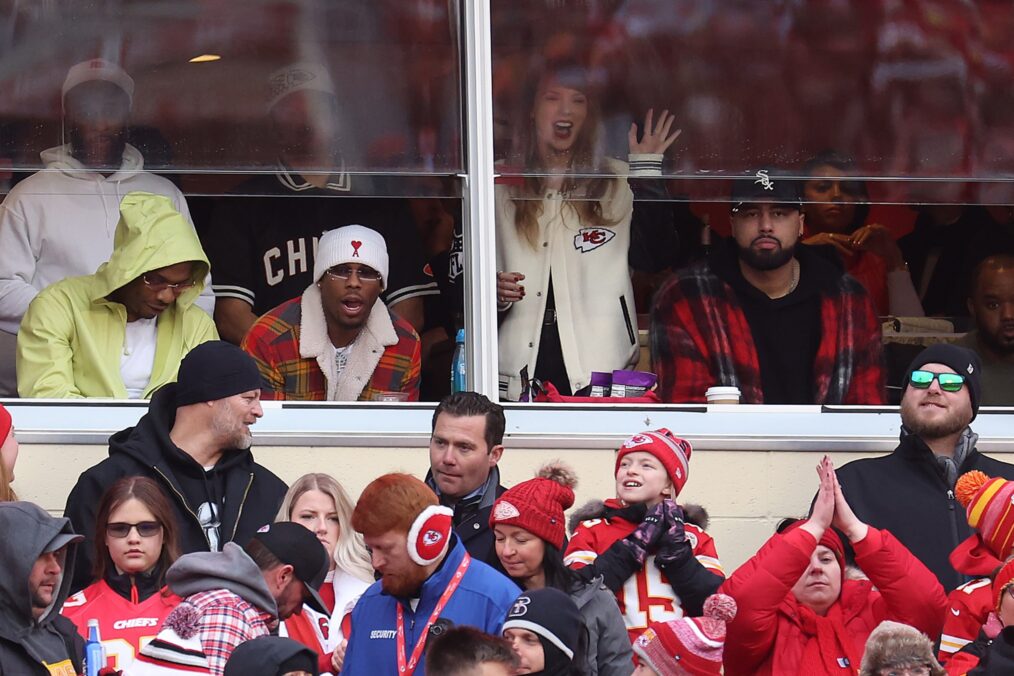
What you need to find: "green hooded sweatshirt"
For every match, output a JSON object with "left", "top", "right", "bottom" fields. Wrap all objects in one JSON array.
[{"left": 16, "top": 191, "right": 218, "bottom": 398}]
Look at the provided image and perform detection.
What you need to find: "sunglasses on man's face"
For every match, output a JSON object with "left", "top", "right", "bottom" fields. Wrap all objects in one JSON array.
[
  {"left": 909, "top": 369, "right": 966, "bottom": 393},
  {"left": 106, "top": 521, "right": 162, "bottom": 538}
]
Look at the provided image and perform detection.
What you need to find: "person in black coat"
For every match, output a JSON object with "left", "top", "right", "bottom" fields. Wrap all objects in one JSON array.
[
  {"left": 64, "top": 341, "right": 287, "bottom": 593},
  {"left": 836, "top": 344, "right": 1014, "bottom": 592}
]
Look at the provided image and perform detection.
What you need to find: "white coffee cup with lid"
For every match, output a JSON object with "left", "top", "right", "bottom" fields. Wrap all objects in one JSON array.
[{"left": 705, "top": 386, "right": 741, "bottom": 404}]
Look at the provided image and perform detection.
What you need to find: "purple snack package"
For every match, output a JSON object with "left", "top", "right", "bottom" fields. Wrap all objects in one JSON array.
[
  {"left": 589, "top": 371, "right": 612, "bottom": 397},
  {"left": 609, "top": 370, "right": 658, "bottom": 398}
]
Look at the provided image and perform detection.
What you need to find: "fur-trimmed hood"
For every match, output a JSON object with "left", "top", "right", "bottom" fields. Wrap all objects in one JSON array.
[{"left": 567, "top": 498, "right": 710, "bottom": 535}]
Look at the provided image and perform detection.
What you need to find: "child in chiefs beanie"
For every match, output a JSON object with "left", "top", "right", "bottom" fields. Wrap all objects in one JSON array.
[
  {"left": 563, "top": 429, "right": 724, "bottom": 644},
  {"left": 632, "top": 593, "right": 737, "bottom": 675},
  {"left": 936, "top": 470, "right": 1014, "bottom": 664},
  {"left": 490, "top": 463, "right": 634, "bottom": 676}
]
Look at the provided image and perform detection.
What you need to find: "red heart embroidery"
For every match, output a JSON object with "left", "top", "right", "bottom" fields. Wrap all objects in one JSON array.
[{"left": 351, "top": 240, "right": 362, "bottom": 257}]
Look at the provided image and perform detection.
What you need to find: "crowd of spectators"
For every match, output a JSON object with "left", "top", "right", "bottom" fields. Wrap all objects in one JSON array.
[
  {"left": 0, "top": 53, "right": 1012, "bottom": 405},
  {"left": 2, "top": 339, "right": 1013, "bottom": 674},
  {"left": 2, "top": 12, "right": 1014, "bottom": 674}
]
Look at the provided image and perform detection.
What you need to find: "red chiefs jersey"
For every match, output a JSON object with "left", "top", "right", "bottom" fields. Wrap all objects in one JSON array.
[
  {"left": 62, "top": 579, "right": 180, "bottom": 671},
  {"left": 939, "top": 576, "right": 994, "bottom": 663},
  {"left": 564, "top": 500, "right": 724, "bottom": 643}
]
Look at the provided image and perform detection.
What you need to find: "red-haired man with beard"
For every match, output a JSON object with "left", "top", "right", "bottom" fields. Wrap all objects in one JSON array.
[{"left": 341, "top": 473, "right": 519, "bottom": 676}]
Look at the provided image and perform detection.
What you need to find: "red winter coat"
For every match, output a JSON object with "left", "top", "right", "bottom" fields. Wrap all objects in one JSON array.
[{"left": 721, "top": 527, "right": 947, "bottom": 675}]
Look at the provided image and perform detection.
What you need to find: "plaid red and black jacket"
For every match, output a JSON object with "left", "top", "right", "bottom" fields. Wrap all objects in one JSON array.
[
  {"left": 650, "top": 247, "right": 886, "bottom": 405},
  {"left": 243, "top": 294, "right": 420, "bottom": 401}
]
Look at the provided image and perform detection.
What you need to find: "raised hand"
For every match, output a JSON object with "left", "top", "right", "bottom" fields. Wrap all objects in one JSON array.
[
  {"left": 802, "top": 455, "right": 835, "bottom": 540},
  {"left": 628, "top": 108, "right": 682, "bottom": 155},
  {"left": 830, "top": 462, "right": 869, "bottom": 543}
]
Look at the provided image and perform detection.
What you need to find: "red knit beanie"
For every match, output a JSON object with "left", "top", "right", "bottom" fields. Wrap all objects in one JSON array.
[
  {"left": 614, "top": 428, "right": 692, "bottom": 496},
  {"left": 0, "top": 404, "right": 10, "bottom": 444},
  {"left": 632, "top": 594, "right": 737, "bottom": 676},
  {"left": 993, "top": 558, "right": 1014, "bottom": 614},
  {"left": 489, "top": 463, "right": 577, "bottom": 549}
]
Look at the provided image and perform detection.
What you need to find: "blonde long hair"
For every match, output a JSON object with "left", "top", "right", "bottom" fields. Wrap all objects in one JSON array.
[
  {"left": 508, "top": 59, "right": 616, "bottom": 248},
  {"left": 276, "top": 473, "right": 374, "bottom": 584},
  {"left": 0, "top": 461, "right": 14, "bottom": 502}
]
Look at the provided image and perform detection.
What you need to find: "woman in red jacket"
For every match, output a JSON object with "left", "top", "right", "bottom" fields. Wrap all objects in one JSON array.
[
  {"left": 721, "top": 456, "right": 947, "bottom": 676},
  {"left": 61, "top": 477, "right": 181, "bottom": 672}
]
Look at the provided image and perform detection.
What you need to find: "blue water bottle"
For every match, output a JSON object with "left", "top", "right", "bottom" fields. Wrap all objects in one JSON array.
[
  {"left": 84, "top": 618, "right": 105, "bottom": 676},
  {"left": 451, "top": 329, "right": 466, "bottom": 393}
]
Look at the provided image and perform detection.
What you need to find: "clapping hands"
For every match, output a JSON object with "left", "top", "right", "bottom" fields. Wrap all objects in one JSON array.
[{"left": 804, "top": 456, "right": 868, "bottom": 544}]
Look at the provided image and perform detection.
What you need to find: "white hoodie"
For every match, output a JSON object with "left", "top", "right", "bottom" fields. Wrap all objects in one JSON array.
[{"left": 0, "top": 143, "right": 214, "bottom": 334}]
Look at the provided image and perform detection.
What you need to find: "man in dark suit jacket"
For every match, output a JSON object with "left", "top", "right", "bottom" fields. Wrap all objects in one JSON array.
[{"left": 425, "top": 391, "right": 507, "bottom": 570}]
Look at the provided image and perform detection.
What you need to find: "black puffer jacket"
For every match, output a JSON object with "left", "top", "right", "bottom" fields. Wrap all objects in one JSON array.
[
  {"left": 836, "top": 428, "right": 1014, "bottom": 592},
  {"left": 64, "top": 383, "right": 287, "bottom": 593}
]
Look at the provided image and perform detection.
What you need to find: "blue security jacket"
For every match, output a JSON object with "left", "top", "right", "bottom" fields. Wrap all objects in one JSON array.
[{"left": 340, "top": 535, "right": 520, "bottom": 676}]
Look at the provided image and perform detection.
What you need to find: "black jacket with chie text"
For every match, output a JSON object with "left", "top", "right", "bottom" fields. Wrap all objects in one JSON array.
[
  {"left": 836, "top": 428, "right": 1014, "bottom": 592},
  {"left": 64, "top": 383, "right": 287, "bottom": 593}
]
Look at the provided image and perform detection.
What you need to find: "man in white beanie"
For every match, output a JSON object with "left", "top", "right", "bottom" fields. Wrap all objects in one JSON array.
[
  {"left": 0, "top": 58, "right": 214, "bottom": 396},
  {"left": 242, "top": 224, "right": 421, "bottom": 400},
  {"left": 202, "top": 61, "right": 437, "bottom": 345}
]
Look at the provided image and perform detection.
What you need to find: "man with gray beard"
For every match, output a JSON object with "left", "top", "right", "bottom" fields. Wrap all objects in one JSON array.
[
  {"left": 836, "top": 344, "right": 1014, "bottom": 591},
  {"left": 64, "top": 341, "right": 286, "bottom": 592}
]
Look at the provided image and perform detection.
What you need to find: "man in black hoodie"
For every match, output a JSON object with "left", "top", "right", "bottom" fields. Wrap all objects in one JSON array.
[
  {"left": 0, "top": 501, "right": 85, "bottom": 674},
  {"left": 64, "top": 340, "right": 287, "bottom": 593},
  {"left": 836, "top": 344, "right": 1014, "bottom": 591}
]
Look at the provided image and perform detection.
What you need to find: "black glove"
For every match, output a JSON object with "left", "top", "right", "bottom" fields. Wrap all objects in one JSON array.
[
  {"left": 618, "top": 500, "right": 667, "bottom": 566},
  {"left": 655, "top": 500, "right": 692, "bottom": 567}
]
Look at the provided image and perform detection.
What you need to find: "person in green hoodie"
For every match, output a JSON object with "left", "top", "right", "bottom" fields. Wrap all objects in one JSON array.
[
  {"left": 0, "top": 501, "right": 85, "bottom": 674},
  {"left": 16, "top": 190, "right": 218, "bottom": 399}
]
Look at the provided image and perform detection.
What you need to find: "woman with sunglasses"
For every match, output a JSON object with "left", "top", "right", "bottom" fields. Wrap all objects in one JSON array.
[
  {"left": 801, "top": 150, "right": 923, "bottom": 317},
  {"left": 276, "top": 473, "right": 373, "bottom": 675},
  {"left": 721, "top": 456, "right": 947, "bottom": 675},
  {"left": 62, "top": 476, "right": 181, "bottom": 671}
]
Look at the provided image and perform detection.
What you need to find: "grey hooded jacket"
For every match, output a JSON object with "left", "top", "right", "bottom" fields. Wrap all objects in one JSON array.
[
  {"left": 571, "top": 576, "right": 634, "bottom": 676},
  {"left": 0, "top": 502, "right": 84, "bottom": 675},
  {"left": 166, "top": 542, "right": 277, "bottom": 617}
]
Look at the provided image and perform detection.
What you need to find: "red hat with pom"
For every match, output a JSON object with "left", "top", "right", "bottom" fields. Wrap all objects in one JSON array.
[
  {"left": 490, "top": 462, "right": 576, "bottom": 550},
  {"left": 950, "top": 471, "right": 1014, "bottom": 577},
  {"left": 632, "top": 594, "right": 737, "bottom": 676},
  {"left": 615, "top": 428, "right": 693, "bottom": 497}
]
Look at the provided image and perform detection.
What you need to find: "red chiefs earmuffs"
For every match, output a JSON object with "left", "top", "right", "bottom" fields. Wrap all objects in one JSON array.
[{"left": 407, "top": 505, "right": 454, "bottom": 566}]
